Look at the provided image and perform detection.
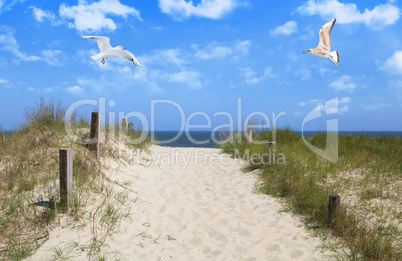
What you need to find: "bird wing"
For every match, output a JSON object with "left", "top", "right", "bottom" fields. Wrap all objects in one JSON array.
[
  {"left": 82, "top": 36, "right": 112, "bottom": 53},
  {"left": 328, "top": 54, "right": 342, "bottom": 70},
  {"left": 118, "top": 50, "right": 141, "bottom": 67},
  {"left": 317, "top": 19, "right": 335, "bottom": 52}
]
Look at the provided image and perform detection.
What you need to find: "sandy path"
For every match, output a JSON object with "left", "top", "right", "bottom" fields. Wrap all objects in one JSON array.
[{"left": 27, "top": 145, "right": 326, "bottom": 260}]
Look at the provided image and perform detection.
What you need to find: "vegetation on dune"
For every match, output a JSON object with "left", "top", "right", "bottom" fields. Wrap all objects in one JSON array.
[
  {"left": 0, "top": 98, "right": 150, "bottom": 260},
  {"left": 1, "top": 98, "right": 400, "bottom": 260},
  {"left": 220, "top": 128, "right": 401, "bottom": 260}
]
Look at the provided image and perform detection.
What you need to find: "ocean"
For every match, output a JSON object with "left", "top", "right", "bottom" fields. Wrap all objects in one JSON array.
[
  {"left": 151, "top": 131, "right": 402, "bottom": 148},
  {"left": 2, "top": 130, "right": 401, "bottom": 148}
]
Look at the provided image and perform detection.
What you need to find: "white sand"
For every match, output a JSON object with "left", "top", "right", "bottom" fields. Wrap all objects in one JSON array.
[{"left": 27, "top": 145, "right": 327, "bottom": 260}]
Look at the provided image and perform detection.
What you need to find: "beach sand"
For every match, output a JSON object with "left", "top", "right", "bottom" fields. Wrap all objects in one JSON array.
[{"left": 27, "top": 145, "right": 327, "bottom": 260}]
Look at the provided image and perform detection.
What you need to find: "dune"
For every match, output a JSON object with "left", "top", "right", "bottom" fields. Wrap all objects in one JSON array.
[{"left": 27, "top": 144, "right": 328, "bottom": 260}]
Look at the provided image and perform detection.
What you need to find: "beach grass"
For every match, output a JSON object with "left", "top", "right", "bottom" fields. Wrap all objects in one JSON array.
[
  {"left": 220, "top": 128, "right": 401, "bottom": 260},
  {"left": 0, "top": 98, "right": 149, "bottom": 260}
]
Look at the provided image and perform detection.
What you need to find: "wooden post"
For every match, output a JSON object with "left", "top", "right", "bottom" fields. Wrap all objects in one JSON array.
[
  {"left": 60, "top": 148, "right": 73, "bottom": 209},
  {"left": 246, "top": 129, "right": 253, "bottom": 143},
  {"left": 267, "top": 141, "right": 276, "bottom": 152},
  {"left": 267, "top": 142, "right": 276, "bottom": 164},
  {"left": 328, "top": 195, "right": 340, "bottom": 223},
  {"left": 122, "top": 118, "right": 128, "bottom": 134},
  {"left": 0, "top": 131, "right": 4, "bottom": 149},
  {"left": 90, "top": 112, "right": 100, "bottom": 158}
]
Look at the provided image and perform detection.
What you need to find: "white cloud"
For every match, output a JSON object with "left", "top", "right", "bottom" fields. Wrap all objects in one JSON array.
[
  {"left": 327, "top": 97, "right": 351, "bottom": 114},
  {"left": 59, "top": 0, "right": 142, "bottom": 32},
  {"left": 141, "top": 68, "right": 203, "bottom": 90},
  {"left": 270, "top": 21, "right": 297, "bottom": 36},
  {"left": 30, "top": 6, "right": 56, "bottom": 22},
  {"left": 77, "top": 77, "right": 105, "bottom": 92},
  {"left": 0, "top": 78, "right": 9, "bottom": 84},
  {"left": 43, "top": 86, "right": 59, "bottom": 93},
  {"left": 158, "top": 0, "right": 246, "bottom": 20},
  {"left": 40, "top": 49, "right": 66, "bottom": 66},
  {"left": 296, "top": 0, "right": 400, "bottom": 29},
  {"left": 79, "top": 45, "right": 205, "bottom": 93},
  {"left": 319, "top": 67, "right": 329, "bottom": 75},
  {"left": 141, "top": 48, "right": 187, "bottom": 66},
  {"left": 339, "top": 97, "right": 351, "bottom": 104},
  {"left": 192, "top": 40, "right": 251, "bottom": 60},
  {"left": 194, "top": 42, "right": 233, "bottom": 60},
  {"left": 77, "top": 63, "right": 202, "bottom": 93},
  {"left": 0, "top": 78, "right": 11, "bottom": 88},
  {"left": 67, "top": 85, "right": 84, "bottom": 94},
  {"left": 234, "top": 40, "right": 251, "bottom": 55},
  {"left": 240, "top": 67, "right": 273, "bottom": 84},
  {"left": 298, "top": 98, "right": 324, "bottom": 107},
  {"left": 141, "top": 65, "right": 203, "bottom": 91},
  {"left": 141, "top": 49, "right": 202, "bottom": 89},
  {"left": 0, "top": 0, "right": 25, "bottom": 13},
  {"left": 380, "top": 50, "right": 402, "bottom": 75},
  {"left": 330, "top": 75, "right": 357, "bottom": 91},
  {"left": 294, "top": 68, "right": 311, "bottom": 81},
  {"left": 83, "top": 42, "right": 264, "bottom": 93},
  {"left": 164, "top": 70, "right": 202, "bottom": 89},
  {"left": 0, "top": 27, "right": 40, "bottom": 62},
  {"left": 338, "top": 105, "right": 348, "bottom": 114},
  {"left": 332, "top": 97, "right": 352, "bottom": 114},
  {"left": 130, "top": 67, "right": 164, "bottom": 93},
  {"left": 229, "top": 81, "right": 235, "bottom": 88},
  {"left": 299, "top": 97, "right": 350, "bottom": 114}
]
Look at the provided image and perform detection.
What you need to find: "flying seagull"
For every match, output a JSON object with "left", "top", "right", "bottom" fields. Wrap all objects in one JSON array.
[
  {"left": 303, "top": 19, "right": 341, "bottom": 69},
  {"left": 82, "top": 36, "right": 141, "bottom": 66}
]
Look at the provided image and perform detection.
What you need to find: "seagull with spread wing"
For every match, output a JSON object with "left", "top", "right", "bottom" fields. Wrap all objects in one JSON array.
[
  {"left": 82, "top": 36, "right": 141, "bottom": 67},
  {"left": 303, "top": 19, "right": 341, "bottom": 69}
]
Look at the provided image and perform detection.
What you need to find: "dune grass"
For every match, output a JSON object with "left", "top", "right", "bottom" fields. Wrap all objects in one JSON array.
[
  {"left": 0, "top": 98, "right": 150, "bottom": 260},
  {"left": 220, "top": 129, "right": 401, "bottom": 260}
]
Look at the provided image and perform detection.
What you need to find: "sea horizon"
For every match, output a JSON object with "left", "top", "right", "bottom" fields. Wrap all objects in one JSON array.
[
  {"left": 3, "top": 129, "right": 401, "bottom": 148},
  {"left": 150, "top": 130, "right": 402, "bottom": 148}
]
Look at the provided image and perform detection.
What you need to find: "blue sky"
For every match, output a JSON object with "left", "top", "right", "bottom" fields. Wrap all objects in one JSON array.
[{"left": 0, "top": 0, "right": 401, "bottom": 131}]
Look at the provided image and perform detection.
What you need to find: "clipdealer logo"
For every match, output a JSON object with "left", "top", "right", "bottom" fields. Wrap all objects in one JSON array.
[{"left": 64, "top": 96, "right": 339, "bottom": 163}]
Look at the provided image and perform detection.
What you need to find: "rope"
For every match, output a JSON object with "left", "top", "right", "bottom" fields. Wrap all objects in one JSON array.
[
  {"left": 300, "top": 171, "right": 401, "bottom": 243},
  {"left": 340, "top": 202, "right": 401, "bottom": 243},
  {"left": 250, "top": 149, "right": 402, "bottom": 244}
]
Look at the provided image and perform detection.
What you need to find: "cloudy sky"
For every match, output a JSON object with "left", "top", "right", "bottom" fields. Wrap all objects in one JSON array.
[{"left": 0, "top": 0, "right": 401, "bottom": 131}]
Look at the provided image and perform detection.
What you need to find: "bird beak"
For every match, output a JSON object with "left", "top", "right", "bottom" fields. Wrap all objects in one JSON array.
[
  {"left": 303, "top": 51, "right": 307, "bottom": 53},
  {"left": 122, "top": 47, "right": 126, "bottom": 49}
]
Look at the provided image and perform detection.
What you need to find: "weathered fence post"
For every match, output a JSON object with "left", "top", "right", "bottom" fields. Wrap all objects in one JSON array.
[
  {"left": 59, "top": 148, "right": 73, "bottom": 209},
  {"left": 246, "top": 128, "right": 253, "bottom": 143},
  {"left": 267, "top": 142, "right": 276, "bottom": 164},
  {"left": 328, "top": 195, "right": 340, "bottom": 223},
  {"left": 267, "top": 141, "right": 276, "bottom": 152},
  {"left": 122, "top": 118, "right": 128, "bottom": 134},
  {"left": 0, "top": 131, "right": 4, "bottom": 149},
  {"left": 90, "top": 112, "right": 100, "bottom": 158}
]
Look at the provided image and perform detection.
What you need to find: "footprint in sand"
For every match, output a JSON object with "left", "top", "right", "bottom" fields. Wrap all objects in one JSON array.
[
  {"left": 288, "top": 249, "right": 304, "bottom": 258},
  {"left": 266, "top": 242, "right": 281, "bottom": 252}
]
